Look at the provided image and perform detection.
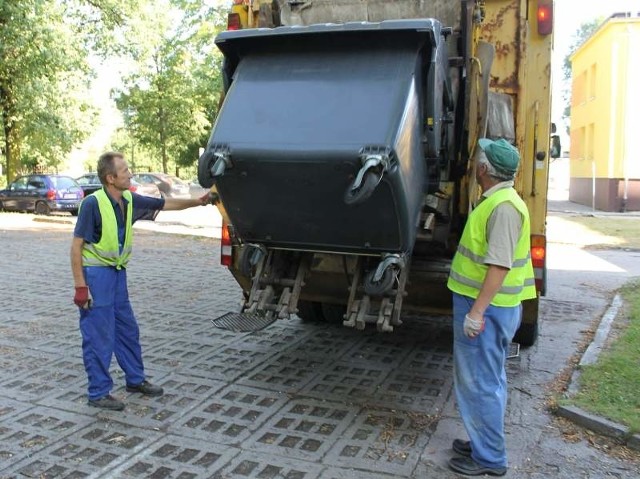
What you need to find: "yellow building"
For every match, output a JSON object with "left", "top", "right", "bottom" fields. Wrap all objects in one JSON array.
[{"left": 569, "top": 13, "right": 640, "bottom": 211}]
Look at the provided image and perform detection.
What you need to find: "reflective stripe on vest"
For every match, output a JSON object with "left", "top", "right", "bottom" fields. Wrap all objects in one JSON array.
[
  {"left": 81, "top": 189, "right": 133, "bottom": 269},
  {"left": 447, "top": 187, "right": 537, "bottom": 306}
]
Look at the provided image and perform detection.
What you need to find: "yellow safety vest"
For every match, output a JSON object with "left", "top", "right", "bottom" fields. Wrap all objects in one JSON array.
[
  {"left": 447, "top": 187, "right": 536, "bottom": 306},
  {"left": 81, "top": 189, "right": 133, "bottom": 269}
]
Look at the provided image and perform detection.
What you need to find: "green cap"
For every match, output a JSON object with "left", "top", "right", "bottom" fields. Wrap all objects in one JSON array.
[{"left": 478, "top": 138, "right": 520, "bottom": 175}]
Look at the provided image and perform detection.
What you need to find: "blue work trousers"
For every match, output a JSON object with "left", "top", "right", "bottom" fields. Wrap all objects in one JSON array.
[
  {"left": 452, "top": 292, "right": 522, "bottom": 469},
  {"left": 79, "top": 266, "right": 145, "bottom": 400}
]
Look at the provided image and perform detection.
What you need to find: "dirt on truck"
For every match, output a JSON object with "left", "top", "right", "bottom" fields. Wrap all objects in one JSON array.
[{"left": 199, "top": 0, "right": 556, "bottom": 347}]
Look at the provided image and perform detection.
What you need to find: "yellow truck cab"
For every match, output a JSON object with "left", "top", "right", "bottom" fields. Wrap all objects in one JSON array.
[{"left": 201, "top": 0, "right": 554, "bottom": 347}]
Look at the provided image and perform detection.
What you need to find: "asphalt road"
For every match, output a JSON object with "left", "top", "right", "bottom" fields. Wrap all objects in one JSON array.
[{"left": 0, "top": 210, "right": 639, "bottom": 478}]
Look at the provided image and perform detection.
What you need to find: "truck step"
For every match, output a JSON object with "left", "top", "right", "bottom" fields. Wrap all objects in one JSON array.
[{"left": 211, "top": 312, "right": 276, "bottom": 332}]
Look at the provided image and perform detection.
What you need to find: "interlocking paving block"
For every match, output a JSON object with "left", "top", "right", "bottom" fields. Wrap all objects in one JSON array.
[
  {"left": 0, "top": 356, "right": 85, "bottom": 402},
  {"left": 117, "top": 374, "right": 225, "bottom": 428},
  {"left": 320, "top": 467, "right": 401, "bottom": 479},
  {"left": 172, "top": 385, "right": 288, "bottom": 444},
  {"left": 0, "top": 345, "right": 57, "bottom": 379},
  {"left": 142, "top": 337, "right": 224, "bottom": 371},
  {"left": 0, "top": 406, "right": 94, "bottom": 472},
  {"left": 216, "top": 450, "right": 325, "bottom": 478},
  {"left": 238, "top": 354, "right": 326, "bottom": 393},
  {"left": 0, "top": 398, "right": 35, "bottom": 467},
  {"left": 237, "top": 323, "right": 311, "bottom": 352},
  {"left": 400, "top": 347, "right": 454, "bottom": 374},
  {"left": 300, "top": 362, "right": 392, "bottom": 401},
  {"left": 282, "top": 328, "right": 361, "bottom": 360},
  {"left": 2, "top": 420, "right": 164, "bottom": 479},
  {"left": 190, "top": 344, "right": 280, "bottom": 382},
  {"left": 371, "top": 371, "right": 452, "bottom": 413},
  {"left": 324, "top": 407, "right": 435, "bottom": 476},
  {"left": 246, "top": 398, "right": 357, "bottom": 462},
  {"left": 343, "top": 334, "right": 414, "bottom": 368},
  {"left": 540, "top": 299, "right": 592, "bottom": 323},
  {"left": 103, "top": 434, "right": 240, "bottom": 478}
]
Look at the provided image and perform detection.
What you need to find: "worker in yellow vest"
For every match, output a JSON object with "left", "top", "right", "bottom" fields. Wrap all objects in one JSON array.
[
  {"left": 70, "top": 152, "right": 212, "bottom": 411},
  {"left": 446, "top": 138, "right": 536, "bottom": 477}
]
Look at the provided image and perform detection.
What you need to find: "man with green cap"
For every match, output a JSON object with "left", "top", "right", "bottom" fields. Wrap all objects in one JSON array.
[{"left": 446, "top": 138, "right": 536, "bottom": 476}]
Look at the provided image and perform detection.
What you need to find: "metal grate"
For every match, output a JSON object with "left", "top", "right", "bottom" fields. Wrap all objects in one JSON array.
[
  {"left": 507, "top": 342, "right": 520, "bottom": 359},
  {"left": 211, "top": 312, "right": 277, "bottom": 332}
]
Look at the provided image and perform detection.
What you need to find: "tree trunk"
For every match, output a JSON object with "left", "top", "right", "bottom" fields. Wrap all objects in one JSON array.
[{"left": 0, "top": 84, "right": 20, "bottom": 183}]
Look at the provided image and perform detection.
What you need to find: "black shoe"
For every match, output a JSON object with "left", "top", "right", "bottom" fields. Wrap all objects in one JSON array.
[
  {"left": 452, "top": 439, "right": 472, "bottom": 457},
  {"left": 126, "top": 380, "right": 163, "bottom": 397},
  {"left": 88, "top": 394, "right": 125, "bottom": 411},
  {"left": 448, "top": 457, "right": 507, "bottom": 477}
]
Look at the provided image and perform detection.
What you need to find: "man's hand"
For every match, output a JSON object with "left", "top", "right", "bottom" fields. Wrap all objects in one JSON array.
[
  {"left": 74, "top": 286, "right": 90, "bottom": 308},
  {"left": 463, "top": 313, "right": 485, "bottom": 338},
  {"left": 198, "top": 191, "right": 219, "bottom": 206}
]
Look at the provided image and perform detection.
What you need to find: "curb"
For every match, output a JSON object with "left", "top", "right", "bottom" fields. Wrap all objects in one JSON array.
[
  {"left": 557, "top": 294, "right": 640, "bottom": 451},
  {"left": 32, "top": 216, "right": 74, "bottom": 225}
]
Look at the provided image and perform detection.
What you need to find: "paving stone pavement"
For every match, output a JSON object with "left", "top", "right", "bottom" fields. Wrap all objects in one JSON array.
[{"left": 0, "top": 224, "right": 639, "bottom": 478}]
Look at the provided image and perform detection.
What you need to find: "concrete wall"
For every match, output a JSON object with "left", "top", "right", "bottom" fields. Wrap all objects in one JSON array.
[{"left": 569, "top": 177, "right": 640, "bottom": 212}]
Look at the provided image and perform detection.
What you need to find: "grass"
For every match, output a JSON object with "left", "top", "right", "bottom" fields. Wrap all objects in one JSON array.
[
  {"left": 547, "top": 215, "right": 640, "bottom": 249},
  {"left": 566, "top": 280, "right": 640, "bottom": 433}
]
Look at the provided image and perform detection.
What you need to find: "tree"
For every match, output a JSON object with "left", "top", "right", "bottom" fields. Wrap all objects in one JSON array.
[
  {"left": 0, "top": 0, "right": 141, "bottom": 183},
  {"left": 562, "top": 17, "right": 604, "bottom": 122},
  {"left": 113, "top": 1, "right": 226, "bottom": 175}
]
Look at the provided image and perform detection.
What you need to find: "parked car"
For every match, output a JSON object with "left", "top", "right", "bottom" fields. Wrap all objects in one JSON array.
[
  {"left": 132, "top": 173, "right": 190, "bottom": 199},
  {"left": 75, "top": 173, "right": 161, "bottom": 198},
  {"left": 188, "top": 178, "right": 208, "bottom": 199},
  {"left": 0, "top": 174, "right": 84, "bottom": 215}
]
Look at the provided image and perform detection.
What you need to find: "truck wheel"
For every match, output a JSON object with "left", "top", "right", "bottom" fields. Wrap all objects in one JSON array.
[
  {"left": 344, "top": 171, "right": 379, "bottom": 206},
  {"left": 297, "top": 301, "right": 324, "bottom": 322},
  {"left": 363, "top": 268, "right": 395, "bottom": 296},
  {"left": 514, "top": 298, "right": 539, "bottom": 347},
  {"left": 321, "top": 303, "right": 346, "bottom": 323}
]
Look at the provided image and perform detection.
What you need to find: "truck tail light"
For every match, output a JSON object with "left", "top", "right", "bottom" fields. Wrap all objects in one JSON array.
[
  {"left": 537, "top": 1, "right": 553, "bottom": 36},
  {"left": 531, "top": 234, "right": 546, "bottom": 296},
  {"left": 221, "top": 221, "right": 233, "bottom": 267},
  {"left": 227, "top": 12, "right": 241, "bottom": 30}
]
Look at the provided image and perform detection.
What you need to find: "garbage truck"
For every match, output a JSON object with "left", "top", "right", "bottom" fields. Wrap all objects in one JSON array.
[{"left": 198, "top": 0, "right": 556, "bottom": 346}]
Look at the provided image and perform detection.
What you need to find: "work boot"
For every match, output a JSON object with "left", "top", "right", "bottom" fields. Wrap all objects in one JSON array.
[
  {"left": 452, "top": 438, "right": 472, "bottom": 457},
  {"left": 126, "top": 380, "right": 164, "bottom": 397},
  {"left": 448, "top": 457, "right": 507, "bottom": 477},
  {"left": 88, "top": 395, "right": 125, "bottom": 411}
]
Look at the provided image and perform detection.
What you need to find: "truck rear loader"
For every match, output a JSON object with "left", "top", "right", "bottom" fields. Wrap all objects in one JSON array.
[{"left": 199, "top": 0, "right": 556, "bottom": 347}]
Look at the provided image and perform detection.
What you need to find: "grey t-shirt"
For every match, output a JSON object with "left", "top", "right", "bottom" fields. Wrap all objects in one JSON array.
[{"left": 482, "top": 181, "right": 523, "bottom": 269}]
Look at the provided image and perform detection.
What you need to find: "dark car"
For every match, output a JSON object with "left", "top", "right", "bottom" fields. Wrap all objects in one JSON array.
[
  {"left": 132, "top": 173, "right": 190, "bottom": 199},
  {"left": 76, "top": 173, "right": 161, "bottom": 198},
  {"left": 0, "top": 174, "right": 84, "bottom": 215}
]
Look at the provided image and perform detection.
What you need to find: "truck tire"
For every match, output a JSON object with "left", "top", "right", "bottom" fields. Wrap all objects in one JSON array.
[
  {"left": 297, "top": 301, "right": 324, "bottom": 322},
  {"left": 321, "top": 303, "right": 346, "bottom": 323},
  {"left": 513, "top": 297, "right": 539, "bottom": 347}
]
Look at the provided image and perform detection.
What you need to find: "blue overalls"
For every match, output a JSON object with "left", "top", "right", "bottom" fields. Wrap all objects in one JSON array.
[{"left": 78, "top": 194, "right": 145, "bottom": 400}]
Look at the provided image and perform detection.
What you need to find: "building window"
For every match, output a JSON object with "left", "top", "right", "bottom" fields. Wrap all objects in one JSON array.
[
  {"left": 589, "top": 64, "right": 597, "bottom": 100},
  {"left": 587, "top": 123, "right": 595, "bottom": 161}
]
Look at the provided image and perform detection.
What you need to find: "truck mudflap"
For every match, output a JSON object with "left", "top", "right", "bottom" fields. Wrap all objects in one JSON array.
[{"left": 199, "top": 20, "right": 453, "bottom": 255}]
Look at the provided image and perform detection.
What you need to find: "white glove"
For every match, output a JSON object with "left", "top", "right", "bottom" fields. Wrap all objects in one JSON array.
[{"left": 464, "top": 314, "right": 485, "bottom": 338}]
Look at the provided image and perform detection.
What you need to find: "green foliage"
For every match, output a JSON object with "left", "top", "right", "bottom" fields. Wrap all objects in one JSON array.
[
  {"left": 568, "top": 281, "right": 640, "bottom": 433},
  {"left": 0, "top": 0, "right": 143, "bottom": 183},
  {"left": 113, "top": 0, "right": 226, "bottom": 175}
]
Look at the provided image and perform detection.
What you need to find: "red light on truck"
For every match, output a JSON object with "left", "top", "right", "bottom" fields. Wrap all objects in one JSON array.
[
  {"left": 221, "top": 222, "right": 233, "bottom": 267},
  {"left": 537, "top": 1, "right": 553, "bottom": 35},
  {"left": 531, "top": 246, "right": 545, "bottom": 261},
  {"left": 227, "top": 13, "right": 241, "bottom": 31}
]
